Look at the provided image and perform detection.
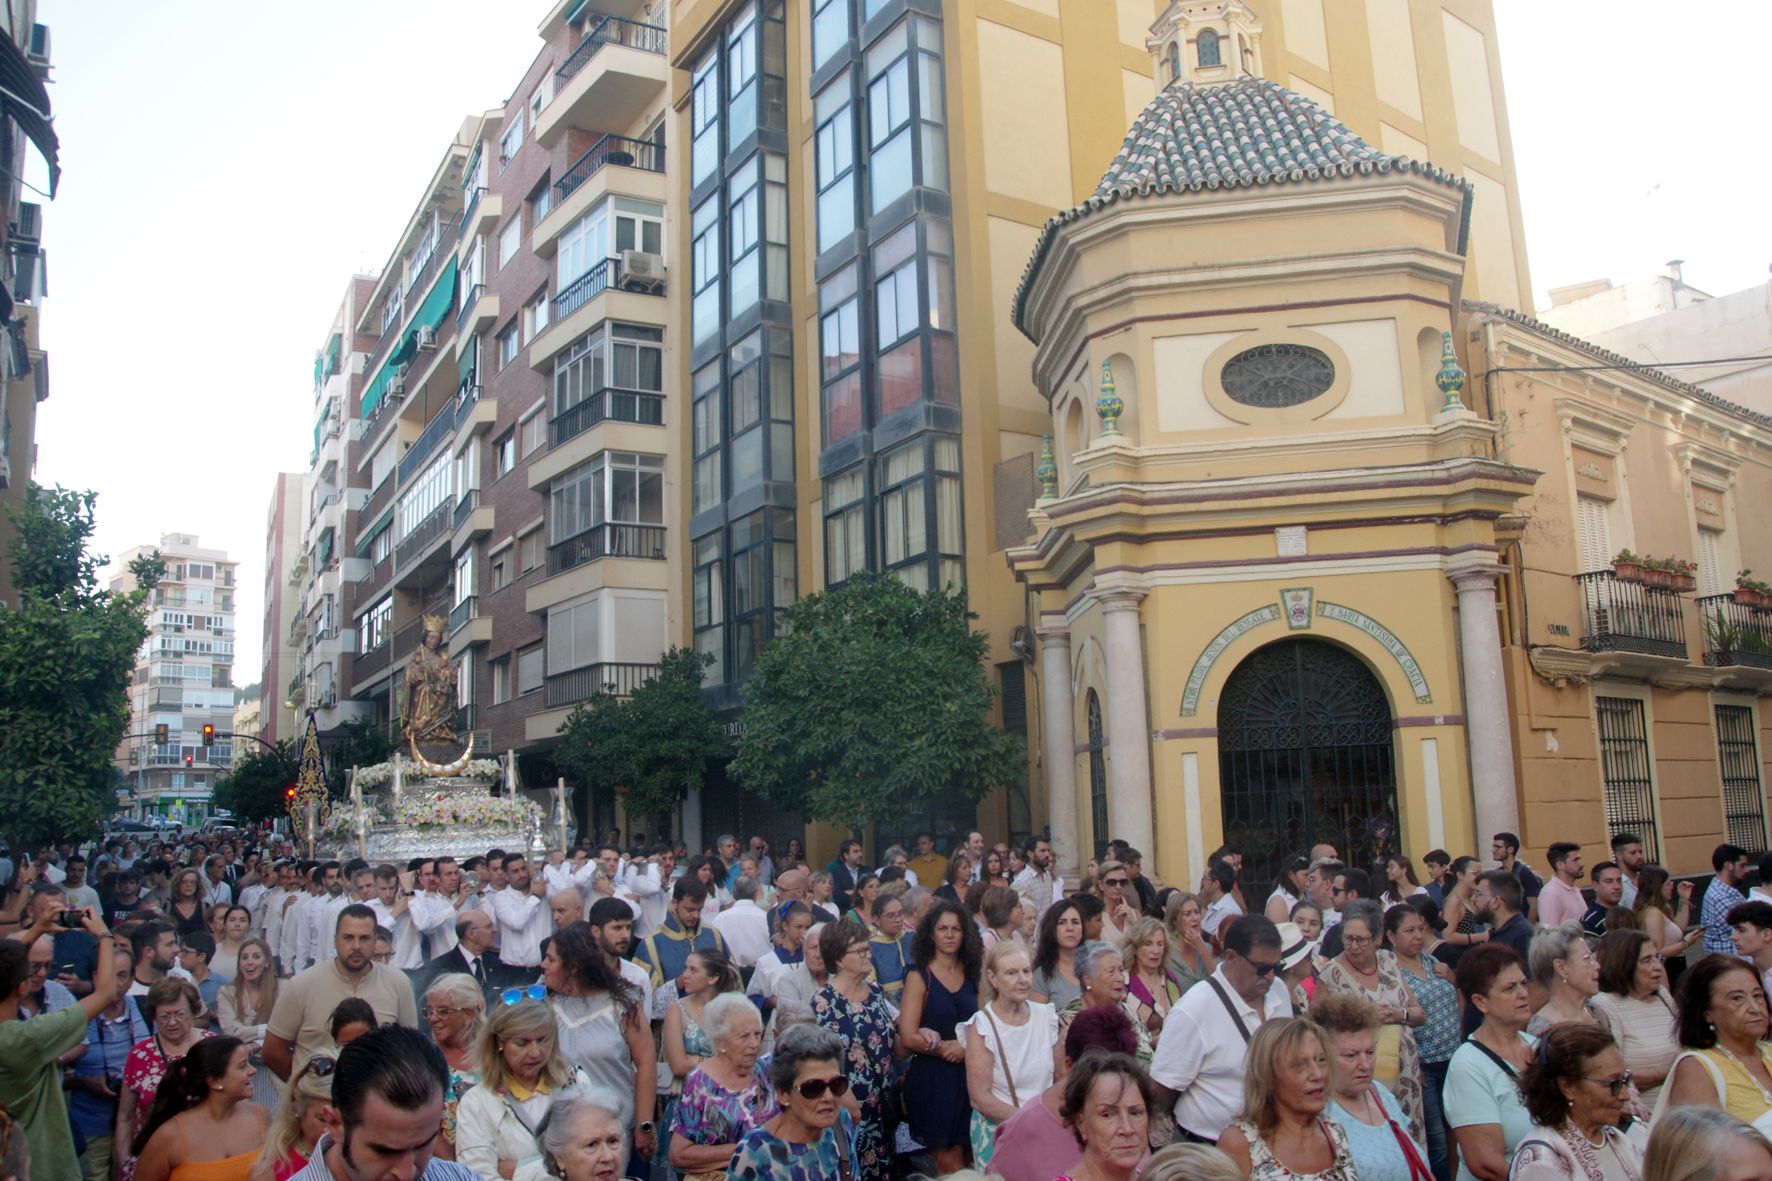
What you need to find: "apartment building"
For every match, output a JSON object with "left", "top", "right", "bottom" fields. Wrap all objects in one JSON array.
[
  {"left": 111, "top": 534, "right": 239, "bottom": 821},
  {"left": 0, "top": 6, "right": 54, "bottom": 600},
  {"left": 260, "top": 471, "right": 305, "bottom": 744}
]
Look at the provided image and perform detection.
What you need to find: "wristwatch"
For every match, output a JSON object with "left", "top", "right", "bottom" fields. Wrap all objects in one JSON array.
[{"left": 637, "top": 1121, "right": 656, "bottom": 1135}]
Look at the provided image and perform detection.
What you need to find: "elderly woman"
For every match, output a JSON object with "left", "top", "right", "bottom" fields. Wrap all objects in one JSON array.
[
  {"left": 811, "top": 918, "right": 902, "bottom": 1181},
  {"left": 456, "top": 999, "right": 579, "bottom": 1181},
  {"left": 1444, "top": 945, "right": 1536, "bottom": 1181},
  {"left": 1526, "top": 923, "right": 1601, "bottom": 1035},
  {"left": 116, "top": 977, "right": 213, "bottom": 1181},
  {"left": 1508, "top": 1023, "right": 1643, "bottom": 1181},
  {"left": 1055, "top": 1051, "right": 1155, "bottom": 1181},
  {"left": 1123, "top": 917, "right": 1180, "bottom": 1037},
  {"left": 961, "top": 941, "right": 1061, "bottom": 1165},
  {"left": 728, "top": 1024, "right": 860, "bottom": 1181},
  {"left": 898, "top": 898, "right": 981, "bottom": 1173},
  {"left": 1316, "top": 898, "right": 1426, "bottom": 1140},
  {"left": 1641, "top": 1106, "right": 1772, "bottom": 1181},
  {"left": 1146, "top": 1143, "right": 1245, "bottom": 1181},
  {"left": 1588, "top": 929, "right": 1678, "bottom": 1107},
  {"left": 1033, "top": 898, "right": 1088, "bottom": 1008},
  {"left": 992, "top": 1005, "right": 1146, "bottom": 1181},
  {"left": 1218, "top": 1017, "right": 1359, "bottom": 1181},
  {"left": 1314, "top": 993, "right": 1431, "bottom": 1181},
  {"left": 1663, "top": 953, "right": 1772, "bottom": 1132},
  {"left": 1163, "top": 892, "right": 1216, "bottom": 996},
  {"left": 669, "top": 992, "right": 776, "bottom": 1181},
  {"left": 1059, "top": 940, "right": 1153, "bottom": 1064},
  {"left": 1386, "top": 901, "right": 1458, "bottom": 1181},
  {"left": 538, "top": 1086, "right": 633, "bottom": 1181},
  {"left": 422, "top": 972, "right": 485, "bottom": 1159}
]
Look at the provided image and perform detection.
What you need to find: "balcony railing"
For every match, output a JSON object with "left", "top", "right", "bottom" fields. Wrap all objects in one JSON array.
[
  {"left": 355, "top": 639, "right": 391, "bottom": 680},
  {"left": 399, "top": 402, "right": 458, "bottom": 485},
  {"left": 287, "top": 671, "right": 304, "bottom": 697},
  {"left": 556, "top": 14, "right": 667, "bottom": 83},
  {"left": 454, "top": 488, "right": 481, "bottom": 531},
  {"left": 550, "top": 388, "right": 665, "bottom": 447},
  {"left": 546, "top": 523, "right": 668, "bottom": 576},
  {"left": 543, "top": 662, "right": 659, "bottom": 708},
  {"left": 1575, "top": 570, "right": 1688, "bottom": 659},
  {"left": 456, "top": 283, "right": 485, "bottom": 332},
  {"left": 1700, "top": 594, "right": 1772, "bottom": 670},
  {"left": 552, "top": 259, "right": 615, "bottom": 321},
  {"left": 463, "top": 185, "right": 486, "bottom": 225},
  {"left": 395, "top": 500, "right": 455, "bottom": 572},
  {"left": 555, "top": 133, "right": 666, "bottom": 203},
  {"left": 449, "top": 596, "right": 478, "bottom": 635}
]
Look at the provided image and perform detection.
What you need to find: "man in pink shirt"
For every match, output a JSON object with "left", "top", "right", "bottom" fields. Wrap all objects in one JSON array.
[{"left": 1537, "top": 841, "right": 1588, "bottom": 928}]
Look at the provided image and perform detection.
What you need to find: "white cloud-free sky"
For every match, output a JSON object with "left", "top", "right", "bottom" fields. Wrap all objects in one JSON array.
[{"left": 32, "top": 0, "right": 1772, "bottom": 683}]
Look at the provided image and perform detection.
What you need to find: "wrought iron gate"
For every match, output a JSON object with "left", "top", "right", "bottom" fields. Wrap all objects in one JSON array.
[{"left": 1216, "top": 639, "right": 1399, "bottom": 898}]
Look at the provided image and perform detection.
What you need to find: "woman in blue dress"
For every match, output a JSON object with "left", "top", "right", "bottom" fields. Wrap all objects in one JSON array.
[
  {"left": 812, "top": 918, "right": 903, "bottom": 1181},
  {"left": 896, "top": 898, "right": 982, "bottom": 1172}
]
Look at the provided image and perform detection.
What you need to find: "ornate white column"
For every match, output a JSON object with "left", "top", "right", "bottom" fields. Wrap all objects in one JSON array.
[
  {"left": 1036, "top": 622, "right": 1080, "bottom": 877},
  {"left": 1449, "top": 564, "right": 1519, "bottom": 841},
  {"left": 1097, "top": 588, "right": 1155, "bottom": 858}
]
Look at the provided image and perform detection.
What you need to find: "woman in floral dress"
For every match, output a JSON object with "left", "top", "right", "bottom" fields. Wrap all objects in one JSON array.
[
  {"left": 669, "top": 993, "right": 778, "bottom": 1181},
  {"left": 811, "top": 919, "right": 904, "bottom": 1181},
  {"left": 116, "top": 979, "right": 214, "bottom": 1181}
]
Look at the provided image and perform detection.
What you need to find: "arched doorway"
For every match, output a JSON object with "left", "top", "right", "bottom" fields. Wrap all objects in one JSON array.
[{"left": 1216, "top": 639, "right": 1399, "bottom": 900}]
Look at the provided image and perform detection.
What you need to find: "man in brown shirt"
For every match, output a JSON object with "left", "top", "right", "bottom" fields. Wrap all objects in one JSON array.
[{"left": 263, "top": 903, "right": 418, "bottom": 1079}]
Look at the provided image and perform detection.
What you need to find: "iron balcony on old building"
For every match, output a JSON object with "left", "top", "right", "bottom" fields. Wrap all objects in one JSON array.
[{"left": 1575, "top": 570, "right": 1688, "bottom": 660}]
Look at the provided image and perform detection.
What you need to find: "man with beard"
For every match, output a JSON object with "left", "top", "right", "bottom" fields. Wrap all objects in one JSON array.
[
  {"left": 127, "top": 919, "right": 192, "bottom": 996},
  {"left": 587, "top": 896, "right": 654, "bottom": 1016},
  {"left": 264, "top": 905, "right": 418, "bottom": 1080},
  {"left": 303, "top": 861, "right": 355, "bottom": 969},
  {"left": 1012, "top": 835, "right": 1060, "bottom": 921},
  {"left": 1610, "top": 831, "right": 1647, "bottom": 908},
  {"left": 486, "top": 853, "right": 552, "bottom": 971}
]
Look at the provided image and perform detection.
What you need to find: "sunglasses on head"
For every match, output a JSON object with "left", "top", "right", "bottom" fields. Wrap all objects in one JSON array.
[
  {"left": 305, "top": 1056, "right": 338, "bottom": 1079},
  {"left": 501, "top": 984, "right": 548, "bottom": 1006},
  {"left": 794, "top": 1075, "right": 851, "bottom": 1100}
]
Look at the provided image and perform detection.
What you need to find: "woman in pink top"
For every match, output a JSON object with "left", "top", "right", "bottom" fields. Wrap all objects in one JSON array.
[{"left": 990, "top": 1004, "right": 1151, "bottom": 1181}]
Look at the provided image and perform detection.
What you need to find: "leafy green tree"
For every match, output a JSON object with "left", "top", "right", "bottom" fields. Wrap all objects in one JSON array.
[
  {"left": 0, "top": 486, "right": 158, "bottom": 846},
  {"left": 555, "top": 647, "right": 726, "bottom": 825},
  {"left": 212, "top": 738, "right": 298, "bottom": 823},
  {"left": 325, "top": 717, "right": 397, "bottom": 799},
  {"left": 731, "top": 572, "right": 1024, "bottom": 832}
]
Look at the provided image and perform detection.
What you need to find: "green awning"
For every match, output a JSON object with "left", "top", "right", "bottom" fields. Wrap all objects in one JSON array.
[
  {"left": 361, "top": 258, "right": 459, "bottom": 420},
  {"left": 316, "top": 528, "right": 335, "bottom": 567},
  {"left": 313, "top": 353, "right": 323, "bottom": 388},
  {"left": 459, "top": 334, "right": 478, "bottom": 384},
  {"left": 324, "top": 334, "right": 342, "bottom": 376},
  {"left": 354, "top": 509, "right": 394, "bottom": 557}
]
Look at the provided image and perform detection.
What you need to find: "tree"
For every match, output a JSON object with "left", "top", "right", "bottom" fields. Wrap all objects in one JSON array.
[
  {"left": 731, "top": 572, "right": 1025, "bottom": 832},
  {"left": 212, "top": 739, "right": 298, "bottom": 823},
  {"left": 555, "top": 647, "right": 726, "bottom": 824},
  {"left": 0, "top": 486, "right": 158, "bottom": 846},
  {"left": 325, "top": 717, "right": 396, "bottom": 799}
]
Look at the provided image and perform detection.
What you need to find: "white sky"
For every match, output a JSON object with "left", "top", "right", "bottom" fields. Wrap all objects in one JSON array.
[{"left": 32, "top": 0, "right": 1772, "bottom": 684}]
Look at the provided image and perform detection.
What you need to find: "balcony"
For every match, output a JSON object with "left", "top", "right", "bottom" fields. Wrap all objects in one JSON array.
[
  {"left": 367, "top": 215, "right": 464, "bottom": 382},
  {"left": 398, "top": 402, "right": 458, "bottom": 485},
  {"left": 534, "top": 137, "right": 668, "bottom": 258},
  {"left": 553, "top": 258, "right": 618, "bottom": 322},
  {"left": 354, "top": 639, "right": 391, "bottom": 682},
  {"left": 449, "top": 596, "right": 478, "bottom": 635},
  {"left": 546, "top": 523, "right": 668, "bottom": 576},
  {"left": 550, "top": 387, "right": 665, "bottom": 447},
  {"left": 536, "top": 15, "right": 668, "bottom": 147},
  {"left": 457, "top": 283, "right": 497, "bottom": 339},
  {"left": 543, "top": 661, "right": 659, "bottom": 709},
  {"left": 1575, "top": 570, "right": 1688, "bottom": 669},
  {"left": 530, "top": 258, "right": 666, "bottom": 369},
  {"left": 463, "top": 187, "right": 501, "bottom": 237},
  {"left": 287, "top": 671, "right": 305, "bottom": 698},
  {"left": 556, "top": 134, "right": 664, "bottom": 204},
  {"left": 393, "top": 499, "right": 456, "bottom": 582},
  {"left": 1699, "top": 594, "right": 1772, "bottom": 689},
  {"left": 454, "top": 488, "right": 481, "bottom": 532}
]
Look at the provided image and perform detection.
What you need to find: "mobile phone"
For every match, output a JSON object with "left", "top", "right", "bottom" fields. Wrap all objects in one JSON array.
[
  {"left": 60, "top": 909, "right": 85, "bottom": 927},
  {"left": 55, "top": 962, "right": 77, "bottom": 977}
]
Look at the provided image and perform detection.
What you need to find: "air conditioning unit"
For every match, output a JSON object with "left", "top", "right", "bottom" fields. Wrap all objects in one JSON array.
[
  {"left": 388, "top": 371, "right": 406, "bottom": 398},
  {"left": 13, "top": 203, "right": 40, "bottom": 245},
  {"left": 619, "top": 250, "right": 666, "bottom": 293},
  {"left": 417, "top": 325, "right": 438, "bottom": 351}
]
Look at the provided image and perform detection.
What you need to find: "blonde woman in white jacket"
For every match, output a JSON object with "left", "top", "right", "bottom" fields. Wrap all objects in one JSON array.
[{"left": 456, "top": 998, "right": 585, "bottom": 1181}]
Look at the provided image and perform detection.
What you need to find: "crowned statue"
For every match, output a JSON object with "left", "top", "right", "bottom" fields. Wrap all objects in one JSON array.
[{"left": 403, "top": 613, "right": 475, "bottom": 776}]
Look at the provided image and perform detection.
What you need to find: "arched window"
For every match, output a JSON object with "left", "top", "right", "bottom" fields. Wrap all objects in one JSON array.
[
  {"left": 1086, "top": 689, "right": 1108, "bottom": 857},
  {"left": 1167, "top": 41, "right": 1182, "bottom": 82},
  {"left": 1197, "top": 28, "right": 1221, "bottom": 69}
]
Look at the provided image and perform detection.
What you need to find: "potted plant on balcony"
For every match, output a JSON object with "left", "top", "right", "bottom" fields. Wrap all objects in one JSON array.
[
  {"left": 1641, "top": 556, "right": 1674, "bottom": 589},
  {"left": 1664, "top": 557, "right": 1698, "bottom": 593},
  {"left": 1612, "top": 549, "right": 1646, "bottom": 582},
  {"left": 1736, "top": 571, "right": 1772, "bottom": 610}
]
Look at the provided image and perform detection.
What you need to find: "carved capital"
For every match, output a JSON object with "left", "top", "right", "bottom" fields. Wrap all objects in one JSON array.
[{"left": 1092, "top": 587, "right": 1148, "bottom": 614}]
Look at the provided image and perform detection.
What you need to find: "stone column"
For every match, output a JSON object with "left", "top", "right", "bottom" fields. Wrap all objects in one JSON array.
[
  {"left": 1449, "top": 564, "right": 1520, "bottom": 841},
  {"left": 1037, "top": 622, "right": 1081, "bottom": 877},
  {"left": 1098, "top": 589, "right": 1156, "bottom": 858}
]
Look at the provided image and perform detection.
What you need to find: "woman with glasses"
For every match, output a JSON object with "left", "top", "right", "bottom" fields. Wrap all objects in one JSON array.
[
  {"left": 1508, "top": 1023, "right": 1643, "bottom": 1181},
  {"left": 1316, "top": 899, "right": 1426, "bottom": 1141},
  {"left": 811, "top": 918, "right": 903, "bottom": 1181},
  {"left": 456, "top": 998, "right": 582, "bottom": 1181},
  {"left": 70, "top": 946, "right": 147, "bottom": 1181},
  {"left": 422, "top": 972, "right": 486, "bottom": 1160},
  {"left": 245, "top": 1051, "right": 332, "bottom": 1181},
  {"left": 728, "top": 1023, "right": 859, "bottom": 1181},
  {"left": 542, "top": 924, "right": 659, "bottom": 1167},
  {"left": 1385, "top": 903, "right": 1458, "bottom": 1181},
  {"left": 1443, "top": 945, "right": 1536, "bottom": 1181},
  {"left": 116, "top": 978, "right": 212, "bottom": 1181},
  {"left": 669, "top": 992, "right": 776, "bottom": 1181},
  {"left": 168, "top": 870, "right": 206, "bottom": 938},
  {"left": 1588, "top": 930, "right": 1678, "bottom": 1106},
  {"left": 867, "top": 895, "right": 915, "bottom": 1002},
  {"left": 1662, "top": 953, "right": 1772, "bottom": 1131},
  {"left": 1098, "top": 861, "right": 1141, "bottom": 947},
  {"left": 898, "top": 899, "right": 982, "bottom": 1172},
  {"left": 1526, "top": 924, "right": 1603, "bottom": 1036}
]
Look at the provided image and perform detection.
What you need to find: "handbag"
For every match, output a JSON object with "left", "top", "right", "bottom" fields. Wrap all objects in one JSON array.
[
  {"left": 1373, "top": 1086, "right": 1434, "bottom": 1181},
  {"left": 982, "top": 1008, "right": 1021, "bottom": 1108}
]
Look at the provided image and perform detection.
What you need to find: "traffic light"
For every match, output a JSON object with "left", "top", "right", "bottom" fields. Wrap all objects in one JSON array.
[
  {"left": 202, "top": 724, "right": 215, "bottom": 748},
  {"left": 184, "top": 754, "right": 194, "bottom": 767},
  {"left": 284, "top": 786, "right": 298, "bottom": 803},
  {"left": 153, "top": 723, "right": 169, "bottom": 745}
]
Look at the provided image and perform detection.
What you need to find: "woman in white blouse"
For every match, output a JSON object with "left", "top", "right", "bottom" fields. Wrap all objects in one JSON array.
[
  {"left": 962, "top": 941, "right": 1062, "bottom": 1166},
  {"left": 456, "top": 999, "right": 584, "bottom": 1181}
]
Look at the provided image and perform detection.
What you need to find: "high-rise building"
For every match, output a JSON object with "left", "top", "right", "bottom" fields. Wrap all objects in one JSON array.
[
  {"left": 261, "top": 472, "right": 305, "bottom": 744},
  {"left": 0, "top": 4, "right": 56, "bottom": 601},
  {"left": 111, "top": 534, "right": 239, "bottom": 821}
]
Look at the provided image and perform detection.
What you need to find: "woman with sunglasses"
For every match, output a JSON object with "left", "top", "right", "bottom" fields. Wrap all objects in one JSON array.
[
  {"left": 1508, "top": 1023, "right": 1642, "bottom": 1181},
  {"left": 246, "top": 1052, "right": 333, "bottom": 1181},
  {"left": 729, "top": 1024, "right": 859, "bottom": 1181},
  {"left": 456, "top": 998, "right": 583, "bottom": 1181},
  {"left": 542, "top": 924, "right": 658, "bottom": 1166},
  {"left": 811, "top": 918, "right": 903, "bottom": 1181},
  {"left": 422, "top": 972, "right": 486, "bottom": 1160}
]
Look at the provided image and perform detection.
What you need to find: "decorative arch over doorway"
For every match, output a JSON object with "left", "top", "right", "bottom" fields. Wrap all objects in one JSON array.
[{"left": 1216, "top": 638, "right": 1400, "bottom": 899}]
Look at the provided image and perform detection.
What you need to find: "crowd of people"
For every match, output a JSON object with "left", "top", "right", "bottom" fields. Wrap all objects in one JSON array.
[{"left": 5, "top": 824, "right": 1772, "bottom": 1181}]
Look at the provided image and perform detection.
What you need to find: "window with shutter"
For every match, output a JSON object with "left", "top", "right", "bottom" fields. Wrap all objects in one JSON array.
[
  {"left": 1576, "top": 496, "right": 1613, "bottom": 573},
  {"left": 1699, "top": 528, "right": 1725, "bottom": 597}
]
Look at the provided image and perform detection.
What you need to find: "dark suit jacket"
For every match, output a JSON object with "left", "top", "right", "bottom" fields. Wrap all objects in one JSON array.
[{"left": 425, "top": 947, "right": 522, "bottom": 1002}]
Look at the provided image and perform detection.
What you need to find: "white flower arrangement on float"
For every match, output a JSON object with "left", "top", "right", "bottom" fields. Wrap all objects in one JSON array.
[
  {"left": 322, "top": 791, "right": 541, "bottom": 836},
  {"left": 350, "top": 758, "right": 504, "bottom": 790}
]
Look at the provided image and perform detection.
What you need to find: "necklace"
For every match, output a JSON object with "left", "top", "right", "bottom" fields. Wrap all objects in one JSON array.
[{"left": 1718, "top": 1043, "right": 1772, "bottom": 1106}]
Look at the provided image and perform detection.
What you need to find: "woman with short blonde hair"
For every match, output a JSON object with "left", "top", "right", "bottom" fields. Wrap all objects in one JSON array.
[
  {"left": 1642, "top": 1106, "right": 1772, "bottom": 1181},
  {"left": 1219, "top": 1017, "right": 1359, "bottom": 1181}
]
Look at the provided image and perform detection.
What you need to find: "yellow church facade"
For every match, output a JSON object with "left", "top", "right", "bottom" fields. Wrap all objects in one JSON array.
[{"left": 1009, "top": 70, "right": 1772, "bottom": 891}]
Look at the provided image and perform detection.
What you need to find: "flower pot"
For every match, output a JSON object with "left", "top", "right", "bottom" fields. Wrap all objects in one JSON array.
[
  {"left": 1643, "top": 567, "right": 1673, "bottom": 589},
  {"left": 1613, "top": 562, "right": 1645, "bottom": 583},
  {"left": 1672, "top": 572, "right": 1697, "bottom": 593},
  {"left": 1737, "top": 588, "right": 1769, "bottom": 610}
]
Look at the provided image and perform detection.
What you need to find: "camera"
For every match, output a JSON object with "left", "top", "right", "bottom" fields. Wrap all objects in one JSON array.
[{"left": 59, "top": 909, "right": 85, "bottom": 928}]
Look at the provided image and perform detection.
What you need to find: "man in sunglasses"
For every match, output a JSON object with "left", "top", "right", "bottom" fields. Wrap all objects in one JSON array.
[{"left": 1149, "top": 913, "right": 1290, "bottom": 1145}]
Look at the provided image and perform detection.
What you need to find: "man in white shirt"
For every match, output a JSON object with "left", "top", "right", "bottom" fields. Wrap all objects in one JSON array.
[
  {"left": 1200, "top": 861, "right": 1243, "bottom": 938},
  {"left": 200, "top": 855, "right": 234, "bottom": 908},
  {"left": 585, "top": 845, "right": 641, "bottom": 922},
  {"left": 1611, "top": 832, "right": 1646, "bottom": 908},
  {"left": 628, "top": 846, "right": 672, "bottom": 937},
  {"left": 963, "top": 831, "right": 986, "bottom": 881},
  {"left": 60, "top": 856, "right": 101, "bottom": 913},
  {"left": 1012, "top": 836, "right": 1060, "bottom": 923},
  {"left": 542, "top": 848, "right": 597, "bottom": 898},
  {"left": 486, "top": 853, "right": 552, "bottom": 970},
  {"left": 1149, "top": 914, "right": 1291, "bottom": 1142},
  {"left": 710, "top": 875, "right": 772, "bottom": 969},
  {"left": 277, "top": 866, "right": 318, "bottom": 975},
  {"left": 303, "top": 863, "right": 354, "bottom": 969}
]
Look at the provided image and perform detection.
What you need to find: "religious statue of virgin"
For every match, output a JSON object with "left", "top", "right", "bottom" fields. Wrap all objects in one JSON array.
[{"left": 402, "top": 615, "right": 459, "bottom": 749}]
